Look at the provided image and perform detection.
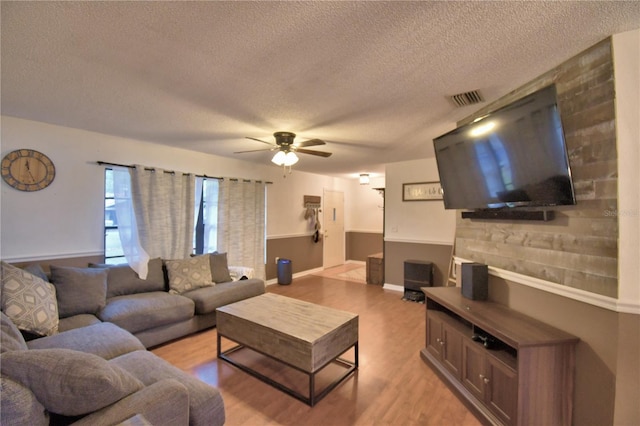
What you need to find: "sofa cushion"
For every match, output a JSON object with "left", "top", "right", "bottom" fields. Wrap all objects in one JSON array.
[
  {"left": 90, "top": 258, "right": 165, "bottom": 298},
  {"left": 0, "top": 261, "right": 59, "bottom": 337},
  {"left": 0, "top": 312, "right": 28, "bottom": 353},
  {"left": 70, "top": 380, "right": 189, "bottom": 426},
  {"left": 182, "top": 279, "right": 265, "bottom": 315},
  {"left": 165, "top": 255, "right": 214, "bottom": 295},
  {"left": 0, "top": 348, "right": 144, "bottom": 416},
  {"left": 27, "top": 322, "right": 145, "bottom": 360},
  {"left": 50, "top": 265, "right": 108, "bottom": 318},
  {"left": 111, "top": 350, "right": 225, "bottom": 426},
  {"left": 0, "top": 375, "right": 49, "bottom": 426},
  {"left": 58, "top": 313, "right": 102, "bottom": 332},
  {"left": 73, "top": 379, "right": 190, "bottom": 426},
  {"left": 209, "top": 252, "right": 232, "bottom": 283},
  {"left": 99, "top": 292, "right": 194, "bottom": 334}
]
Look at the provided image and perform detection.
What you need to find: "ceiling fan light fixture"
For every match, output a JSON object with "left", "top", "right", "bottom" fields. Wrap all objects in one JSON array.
[
  {"left": 284, "top": 151, "right": 299, "bottom": 166},
  {"left": 272, "top": 151, "right": 299, "bottom": 166},
  {"left": 271, "top": 151, "right": 287, "bottom": 165},
  {"left": 359, "top": 173, "right": 370, "bottom": 185}
]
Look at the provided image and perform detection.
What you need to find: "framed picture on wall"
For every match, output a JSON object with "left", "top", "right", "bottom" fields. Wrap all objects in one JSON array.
[{"left": 402, "top": 181, "right": 443, "bottom": 201}]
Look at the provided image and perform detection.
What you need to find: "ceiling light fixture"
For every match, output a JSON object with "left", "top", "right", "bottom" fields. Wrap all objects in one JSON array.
[
  {"left": 271, "top": 150, "right": 299, "bottom": 166},
  {"left": 272, "top": 150, "right": 299, "bottom": 177},
  {"left": 359, "top": 173, "right": 370, "bottom": 185}
]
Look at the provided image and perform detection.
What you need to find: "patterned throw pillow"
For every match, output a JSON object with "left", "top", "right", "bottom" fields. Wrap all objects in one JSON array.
[
  {"left": 0, "top": 262, "right": 59, "bottom": 337},
  {"left": 165, "top": 255, "right": 214, "bottom": 295}
]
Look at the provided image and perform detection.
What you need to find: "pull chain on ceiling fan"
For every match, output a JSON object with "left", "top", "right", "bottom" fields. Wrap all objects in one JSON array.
[{"left": 235, "top": 131, "right": 332, "bottom": 175}]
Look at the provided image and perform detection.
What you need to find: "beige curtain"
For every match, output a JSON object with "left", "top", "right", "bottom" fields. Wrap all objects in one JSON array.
[
  {"left": 129, "top": 165, "right": 196, "bottom": 277},
  {"left": 217, "top": 179, "right": 266, "bottom": 280}
]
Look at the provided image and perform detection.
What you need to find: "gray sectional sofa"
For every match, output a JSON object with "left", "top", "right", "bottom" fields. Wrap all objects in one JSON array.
[
  {"left": 54, "top": 254, "right": 266, "bottom": 348},
  {"left": 1, "top": 313, "right": 226, "bottom": 425},
  {"left": 0, "top": 253, "right": 266, "bottom": 425}
]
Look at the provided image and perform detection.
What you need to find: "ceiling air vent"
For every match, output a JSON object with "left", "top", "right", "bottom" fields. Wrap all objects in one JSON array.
[{"left": 450, "top": 90, "right": 483, "bottom": 107}]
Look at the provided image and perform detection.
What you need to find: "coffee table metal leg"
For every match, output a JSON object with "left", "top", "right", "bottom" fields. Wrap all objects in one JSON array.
[{"left": 218, "top": 334, "right": 357, "bottom": 407}]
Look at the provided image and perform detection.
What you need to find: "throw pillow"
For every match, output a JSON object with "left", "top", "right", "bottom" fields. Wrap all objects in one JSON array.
[
  {"left": 0, "top": 376, "right": 49, "bottom": 426},
  {"left": 0, "top": 348, "right": 144, "bottom": 416},
  {"left": 50, "top": 266, "right": 108, "bottom": 318},
  {"left": 165, "top": 255, "right": 214, "bottom": 295},
  {"left": 23, "top": 264, "right": 49, "bottom": 282},
  {"left": 0, "top": 261, "right": 59, "bottom": 337},
  {"left": 209, "top": 252, "right": 232, "bottom": 283},
  {"left": 89, "top": 258, "right": 165, "bottom": 298}
]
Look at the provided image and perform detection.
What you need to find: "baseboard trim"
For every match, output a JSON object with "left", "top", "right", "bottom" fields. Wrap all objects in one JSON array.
[{"left": 383, "top": 283, "right": 404, "bottom": 293}]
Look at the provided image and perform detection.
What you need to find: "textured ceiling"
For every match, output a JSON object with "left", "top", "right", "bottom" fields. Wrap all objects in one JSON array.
[{"left": 2, "top": 1, "right": 639, "bottom": 178}]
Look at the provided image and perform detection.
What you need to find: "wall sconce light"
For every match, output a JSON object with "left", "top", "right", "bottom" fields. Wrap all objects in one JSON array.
[{"left": 359, "top": 173, "right": 370, "bottom": 185}]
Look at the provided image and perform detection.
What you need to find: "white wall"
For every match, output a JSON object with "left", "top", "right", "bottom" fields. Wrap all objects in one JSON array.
[
  {"left": 266, "top": 170, "right": 351, "bottom": 238},
  {"left": 0, "top": 116, "right": 350, "bottom": 261},
  {"left": 346, "top": 175, "right": 384, "bottom": 233},
  {"left": 384, "top": 158, "right": 456, "bottom": 244}
]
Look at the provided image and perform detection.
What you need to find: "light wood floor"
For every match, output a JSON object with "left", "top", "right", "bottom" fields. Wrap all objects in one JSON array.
[{"left": 152, "top": 273, "right": 481, "bottom": 426}]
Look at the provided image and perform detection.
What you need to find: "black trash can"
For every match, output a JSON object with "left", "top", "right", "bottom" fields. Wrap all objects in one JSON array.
[{"left": 277, "top": 258, "right": 292, "bottom": 285}]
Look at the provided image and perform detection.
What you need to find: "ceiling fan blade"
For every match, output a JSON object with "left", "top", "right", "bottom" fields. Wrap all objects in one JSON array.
[
  {"left": 296, "top": 138, "right": 326, "bottom": 148},
  {"left": 295, "top": 148, "right": 332, "bottom": 158},
  {"left": 246, "top": 137, "right": 276, "bottom": 146},
  {"left": 234, "top": 148, "right": 275, "bottom": 154}
]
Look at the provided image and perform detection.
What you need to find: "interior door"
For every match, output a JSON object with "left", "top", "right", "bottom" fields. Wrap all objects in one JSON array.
[{"left": 322, "top": 189, "right": 345, "bottom": 269}]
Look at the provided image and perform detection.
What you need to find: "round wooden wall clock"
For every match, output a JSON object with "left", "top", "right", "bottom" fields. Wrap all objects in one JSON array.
[{"left": 1, "top": 149, "right": 56, "bottom": 191}]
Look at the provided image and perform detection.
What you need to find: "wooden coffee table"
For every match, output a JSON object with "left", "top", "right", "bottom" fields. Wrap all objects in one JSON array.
[{"left": 216, "top": 293, "right": 358, "bottom": 406}]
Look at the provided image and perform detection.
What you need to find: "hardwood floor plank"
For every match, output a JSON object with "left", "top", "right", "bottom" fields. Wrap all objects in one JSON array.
[{"left": 152, "top": 274, "right": 482, "bottom": 425}]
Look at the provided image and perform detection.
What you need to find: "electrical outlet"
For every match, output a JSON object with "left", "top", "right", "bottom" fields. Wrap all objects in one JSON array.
[{"left": 275, "top": 257, "right": 280, "bottom": 264}]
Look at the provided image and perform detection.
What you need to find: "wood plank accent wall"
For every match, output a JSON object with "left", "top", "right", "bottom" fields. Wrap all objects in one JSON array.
[{"left": 454, "top": 38, "right": 618, "bottom": 298}]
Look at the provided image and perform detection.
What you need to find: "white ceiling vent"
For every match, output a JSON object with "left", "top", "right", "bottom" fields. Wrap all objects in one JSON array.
[{"left": 450, "top": 90, "right": 484, "bottom": 107}]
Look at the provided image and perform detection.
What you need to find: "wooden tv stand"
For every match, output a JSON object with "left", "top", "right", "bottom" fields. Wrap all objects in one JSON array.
[{"left": 420, "top": 287, "right": 578, "bottom": 426}]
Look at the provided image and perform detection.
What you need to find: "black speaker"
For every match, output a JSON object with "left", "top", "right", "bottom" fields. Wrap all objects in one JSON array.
[{"left": 461, "top": 263, "right": 488, "bottom": 301}]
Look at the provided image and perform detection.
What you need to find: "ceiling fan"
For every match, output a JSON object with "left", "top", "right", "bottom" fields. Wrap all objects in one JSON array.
[{"left": 235, "top": 132, "right": 332, "bottom": 170}]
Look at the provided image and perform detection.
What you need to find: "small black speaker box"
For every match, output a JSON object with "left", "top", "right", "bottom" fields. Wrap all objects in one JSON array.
[{"left": 461, "top": 263, "right": 488, "bottom": 301}]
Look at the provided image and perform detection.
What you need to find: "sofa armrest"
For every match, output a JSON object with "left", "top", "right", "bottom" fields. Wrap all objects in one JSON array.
[
  {"left": 228, "top": 265, "right": 254, "bottom": 280},
  {"left": 71, "top": 379, "right": 189, "bottom": 426}
]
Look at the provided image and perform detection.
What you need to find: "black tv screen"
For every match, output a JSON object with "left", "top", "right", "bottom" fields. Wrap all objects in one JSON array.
[{"left": 433, "top": 85, "right": 576, "bottom": 210}]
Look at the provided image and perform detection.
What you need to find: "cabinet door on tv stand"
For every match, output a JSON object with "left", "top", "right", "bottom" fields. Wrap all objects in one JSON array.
[
  {"left": 426, "top": 312, "right": 443, "bottom": 359},
  {"left": 441, "top": 321, "right": 463, "bottom": 380},
  {"left": 462, "top": 338, "right": 486, "bottom": 401},
  {"left": 486, "top": 356, "right": 518, "bottom": 426}
]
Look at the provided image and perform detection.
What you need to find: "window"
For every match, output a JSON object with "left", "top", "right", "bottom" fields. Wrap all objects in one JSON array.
[
  {"left": 103, "top": 169, "right": 219, "bottom": 264},
  {"left": 104, "top": 169, "right": 126, "bottom": 264},
  {"left": 194, "top": 178, "right": 219, "bottom": 255}
]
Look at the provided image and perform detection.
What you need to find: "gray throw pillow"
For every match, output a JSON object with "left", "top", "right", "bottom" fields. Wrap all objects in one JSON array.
[
  {"left": 0, "top": 376, "right": 49, "bottom": 426},
  {"left": 0, "top": 261, "right": 59, "bottom": 337},
  {"left": 22, "top": 264, "right": 49, "bottom": 282},
  {"left": 89, "top": 258, "right": 165, "bottom": 298},
  {"left": 0, "top": 348, "right": 144, "bottom": 416},
  {"left": 50, "top": 266, "right": 108, "bottom": 318},
  {"left": 165, "top": 255, "right": 214, "bottom": 295},
  {"left": 209, "top": 252, "right": 232, "bottom": 283}
]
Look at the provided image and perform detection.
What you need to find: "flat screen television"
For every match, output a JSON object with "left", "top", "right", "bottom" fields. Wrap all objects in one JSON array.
[{"left": 433, "top": 84, "right": 576, "bottom": 211}]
